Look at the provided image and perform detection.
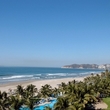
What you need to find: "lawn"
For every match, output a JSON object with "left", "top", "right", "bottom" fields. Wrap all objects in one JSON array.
[{"left": 103, "top": 97, "right": 110, "bottom": 110}]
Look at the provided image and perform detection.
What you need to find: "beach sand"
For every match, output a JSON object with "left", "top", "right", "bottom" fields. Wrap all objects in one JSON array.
[{"left": 0, "top": 77, "right": 85, "bottom": 92}]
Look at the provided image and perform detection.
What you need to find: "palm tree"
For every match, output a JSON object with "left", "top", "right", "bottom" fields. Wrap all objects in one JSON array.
[
  {"left": 52, "top": 87, "right": 60, "bottom": 98},
  {"left": 59, "top": 82, "right": 67, "bottom": 94},
  {"left": 9, "top": 95, "right": 23, "bottom": 110},
  {"left": 66, "top": 82, "right": 76, "bottom": 94},
  {"left": 66, "top": 79, "right": 97, "bottom": 109},
  {"left": 54, "top": 96, "right": 71, "bottom": 110},
  {"left": 0, "top": 91, "right": 9, "bottom": 110},
  {"left": 26, "top": 84, "right": 37, "bottom": 93},
  {"left": 24, "top": 98, "right": 37, "bottom": 110},
  {"left": 16, "top": 85, "right": 24, "bottom": 96},
  {"left": 40, "top": 84, "right": 52, "bottom": 98},
  {"left": 25, "top": 84, "right": 37, "bottom": 97}
]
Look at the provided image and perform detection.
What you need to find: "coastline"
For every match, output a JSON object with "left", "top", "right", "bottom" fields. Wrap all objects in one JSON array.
[{"left": 0, "top": 77, "right": 85, "bottom": 92}]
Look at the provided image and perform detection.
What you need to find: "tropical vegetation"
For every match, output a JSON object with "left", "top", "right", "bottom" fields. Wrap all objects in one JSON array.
[{"left": 0, "top": 70, "right": 110, "bottom": 110}]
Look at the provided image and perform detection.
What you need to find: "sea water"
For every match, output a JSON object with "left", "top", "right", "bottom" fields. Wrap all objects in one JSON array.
[{"left": 0, "top": 67, "right": 103, "bottom": 84}]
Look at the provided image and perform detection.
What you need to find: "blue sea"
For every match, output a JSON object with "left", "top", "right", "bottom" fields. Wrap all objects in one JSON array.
[{"left": 0, "top": 67, "right": 103, "bottom": 84}]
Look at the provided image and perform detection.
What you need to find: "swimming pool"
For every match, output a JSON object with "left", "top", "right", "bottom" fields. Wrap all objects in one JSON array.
[
  {"left": 20, "top": 99, "right": 57, "bottom": 110},
  {"left": 34, "top": 99, "right": 57, "bottom": 110}
]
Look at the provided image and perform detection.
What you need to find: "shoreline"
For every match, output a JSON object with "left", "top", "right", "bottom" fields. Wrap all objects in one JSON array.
[{"left": 0, "top": 77, "right": 86, "bottom": 92}]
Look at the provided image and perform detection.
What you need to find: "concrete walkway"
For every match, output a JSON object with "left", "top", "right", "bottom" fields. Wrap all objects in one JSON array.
[{"left": 94, "top": 101, "right": 108, "bottom": 109}]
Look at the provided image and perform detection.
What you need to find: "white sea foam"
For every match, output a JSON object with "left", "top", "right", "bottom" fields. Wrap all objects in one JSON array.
[
  {"left": 47, "top": 73, "right": 67, "bottom": 76},
  {"left": 80, "top": 72, "right": 93, "bottom": 75},
  {"left": 2, "top": 75, "right": 33, "bottom": 80}
]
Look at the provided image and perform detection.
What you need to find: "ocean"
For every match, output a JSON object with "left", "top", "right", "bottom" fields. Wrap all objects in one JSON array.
[{"left": 0, "top": 67, "right": 103, "bottom": 84}]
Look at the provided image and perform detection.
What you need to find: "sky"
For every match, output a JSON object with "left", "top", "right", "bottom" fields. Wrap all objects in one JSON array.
[{"left": 0, "top": 0, "right": 110, "bottom": 67}]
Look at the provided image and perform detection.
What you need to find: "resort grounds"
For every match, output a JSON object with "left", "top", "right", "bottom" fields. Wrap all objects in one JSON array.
[{"left": 0, "top": 70, "right": 110, "bottom": 110}]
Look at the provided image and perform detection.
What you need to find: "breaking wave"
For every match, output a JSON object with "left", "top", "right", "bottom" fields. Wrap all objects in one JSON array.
[
  {"left": 0, "top": 67, "right": 103, "bottom": 84},
  {"left": 47, "top": 73, "right": 67, "bottom": 76},
  {"left": 2, "top": 75, "right": 34, "bottom": 80}
]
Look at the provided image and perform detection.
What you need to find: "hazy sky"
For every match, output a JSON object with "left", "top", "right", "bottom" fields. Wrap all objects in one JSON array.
[{"left": 0, "top": 0, "right": 110, "bottom": 67}]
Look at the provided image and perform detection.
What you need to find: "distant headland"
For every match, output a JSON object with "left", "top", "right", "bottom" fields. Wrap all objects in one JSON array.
[{"left": 62, "top": 64, "right": 110, "bottom": 69}]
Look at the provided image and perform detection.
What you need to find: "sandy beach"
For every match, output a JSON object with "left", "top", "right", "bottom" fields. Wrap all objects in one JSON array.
[{"left": 0, "top": 77, "right": 85, "bottom": 92}]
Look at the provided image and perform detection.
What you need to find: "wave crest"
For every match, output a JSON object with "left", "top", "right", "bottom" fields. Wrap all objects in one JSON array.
[{"left": 2, "top": 75, "right": 33, "bottom": 80}]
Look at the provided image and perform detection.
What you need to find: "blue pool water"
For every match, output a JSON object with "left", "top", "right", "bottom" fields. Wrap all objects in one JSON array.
[
  {"left": 20, "top": 99, "right": 57, "bottom": 110},
  {"left": 34, "top": 99, "right": 57, "bottom": 110}
]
